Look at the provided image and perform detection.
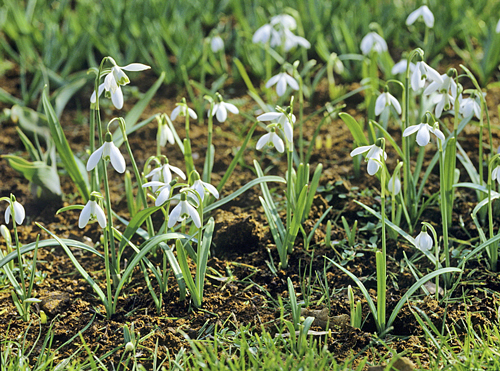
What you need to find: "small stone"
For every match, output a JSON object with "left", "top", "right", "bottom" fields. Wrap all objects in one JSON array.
[{"left": 40, "top": 291, "right": 70, "bottom": 316}]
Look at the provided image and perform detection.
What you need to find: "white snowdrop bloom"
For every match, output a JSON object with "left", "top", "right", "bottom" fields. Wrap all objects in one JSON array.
[
  {"left": 492, "top": 165, "right": 500, "bottom": 185},
  {"left": 79, "top": 199, "right": 106, "bottom": 229},
  {"left": 415, "top": 229, "right": 433, "bottom": 251},
  {"left": 459, "top": 94, "right": 482, "bottom": 119},
  {"left": 4, "top": 200, "right": 25, "bottom": 225},
  {"left": 252, "top": 24, "right": 281, "bottom": 46},
  {"left": 257, "top": 111, "right": 295, "bottom": 144},
  {"left": 360, "top": 32, "right": 388, "bottom": 55},
  {"left": 266, "top": 72, "right": 299, "bottom": 97},
  {"left": 406, "top": 5, "right": 435, "bottom": 28},
  {"left": 210, "top": 101, "right": 239, "bottom": 122},
  {"left": 256, "top": 129, "right": 285, "bottom": 153},
  {"left": 375, "top": 91, "right": 402, "bottom": 116},
  {"left": 282, "top": 28, "right": 311, "bottom": 51},
  {"left": 387, "top": 174, "right": 401, "bottom": 196},
  {"left": 392, "top": 59, "right": 415, "bottom": 75},
  {"left": 411, "top": 61, "right": 443, "bottom": 91},
  {"left": 86, "top": 134, "right": 126, "bottom": 173},
  {"left": 142, "top": 180, "right": 173, "bottom": 207},
  {"left": 210, "top": 36, "right": 224, "bottom": 53},
  {"left": 423, "top": 73, "right": 457, "bottom": 98},
  {"left": 403, "top": 123, "right": 445, "bottom": 146},
  {"left": 167, "top": 194, "right": 201, "bottom": 229},
  {"left": 90, "top": 59, "right": 150, "bottom": 110},
  {"left": 145, "top": 163, "right": 186, "bottom": 192},
  {"left": 350, "top": 143, "right": 387, "bottom": 176},
  {"left": 433, "top": 92, "right": 454, "bottom": 118},
  {"left": 171, "top": 104, "right": 197, "bottom": 121},
  {"left": 158, "top": 121, "right": 174, "bottom": 147},
  {"left": 191, "top": 178, "right": 219, "bottom": 203}
]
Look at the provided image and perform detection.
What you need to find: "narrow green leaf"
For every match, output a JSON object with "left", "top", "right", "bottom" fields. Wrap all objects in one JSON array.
[{"left": 339, "top": 112, "right": 368, "bottom": 147}]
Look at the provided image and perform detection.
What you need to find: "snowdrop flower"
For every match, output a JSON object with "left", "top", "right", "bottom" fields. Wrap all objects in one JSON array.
[
  {"left": 423, "top": 71, "right": 457, "bottom": 98},
  {"left": 403, "top": 122, "right": 445, "bottom": 146},
  {"left": 282, "top": 28, "right": 311, "bottom": 51},
  {"left": 142, "top": 180, "right": 174, "bottom": 207},
  {"left": 4, "top": 198, "right": 25, "bottom": 225},
  {"left": 433, "top": 92, "right": 454, "bottom": 118},
  {"left": 387, "top": 174, "right": 401, "bottom": 196},
  {"left": 392, "top": 59, "right": 415, "bottom": 75},
  {"left": 497, "top": 19, "right": 500, "bottom": 33},
  {"left": 157, "top": 117, "right": 174, "bottom": 147},
  {"left": 90, "top": 58, "right": 150, "bottom": 110},
  {"left": 257, "top": 110, "right": 295, "bottom": 143},
  {"left": 350, "top": 141, "right": 387, "bottom": 176},
  {"left": 406, "top": 5, "right": 434, "bottom": 28},
  {"left": 168, "top": 192, "right": 201, "bottom": 229},
  {"left": 252, "top": 24, "right": 281, "bottom": 46},
  {"left": 256, "top": 128, "right": 285, "bottom": 153},
  {"left": 459, "top": 94, "right": 482, "bottom": 119},
  {"left": 171, "top": 103, "right": 197, "bottom": 121},
  {"left": 210, "top": 36, "right": 224, "bottom": 53},
  {"left": 266, "top": 72, "right": 299, "bottom": 97},
  {"left": 190, "top": 171, "right": 219, "bottom": 203},
  {"left": 415, "top": 227, "right": 433, "bottom": 251},
  {"left": 360, "top": 32, "right": 388, "bottom": 55},
  {"left": 375, "top": 90, "right": 402, "bottom": 116},
  {"left": 145, "top": 161, "right": 186, "bottom": 192},
  {"left": 79, "top": 196, "right": 106, "bottom": 229},
  {"left": 86, "top": 132, "right": 126, "bottom": 173},
  {"left": 209, "top": 97, "right": 239, "bottom": 122},
  {"left": 411, "top": 61, "right": 443, "bottom": 91}
]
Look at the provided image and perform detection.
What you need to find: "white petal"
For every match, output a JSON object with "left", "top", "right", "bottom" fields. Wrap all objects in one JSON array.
[
  {"left": 187, "top": 203, "right": 201, "bottom": 228},
  {"left": 350, "top": 145, "right": 372, "bottom": 157},
  {"left": 79, "top": 202, "right": 92, "bottom": 228},
  {"left": 120, "top": 63, "right": 151, "bottom": 72},
  {"left": 389, "top": 94, "right": 402, "bottom": 114},
  {"left": 367, "top": 159, "right": 380, "bottom": 175},
  {"left": 375, "top": 94, "right": 387, "bottom": 116},
  {"left": 253, "top": 24, "right": 272, "bottom": 44},
  {"left": 283, "top": 121, "right": 293, "bottom": 143},
  {"left": 285, "top": 74, "right": 299, "bottom": 91},
  {"left": 193, "top": 181, "right": 206, "bottom": 201},
  {"left": 203, "top": 182, "right": 219, "bottom": 199},
  {"left": 256, "top": 133, "right": 271, "bottom": 150},
  {"left": 411, "top": 65, "right": 423, "bottom": 91},
  {"left": 155, "top": 186, "right": 171, "bottom": 206},
  {"left": 216, "top": 104, "right": 227, "bottom": 122},
  {"left": 257, "top": 112, "right": 281, "bottom": 122},
  {"left": 169, "top": 164, "right": 186, "bottom": 180},
  {"left": 224, "top": 102, "right": 239, "bottom": 114},
  {"left": 111, "top": 87, "right": 124, "bottom": 109},
  {"left": 90, "top": 83, "right": 105, "bottom": 103},
  {"left": 188, "top": 108, "right": 198, "bottom": 119},
  {"left": 272, "top": 133, "right": 284, "bottom": 153},
  {"left": 13, "top": 201, "right": 25, "bottom": 225},
  {"left": 142, "top": 181, "right": 164, "bottom": 188},
  {"left": 94, "top": 203, "right": 107, "bottom": 228},
  {"left": 431, "top": 127, "right": 445, "bottom": 142},
  {"left": 266, "top": 74, "right": 281, "bottom": 88},
  {"left": 406, "top": 8, "right": 421, "bottom": 26},
  {"left": 86, "top": 145, "right": 105, "bottom": 171},
  {"left": 276, "top": 75, "right": 287, "bottom": 96},
  {"left": 171, "top": 106, "right": 180, "bottom": 121},
  {"left": 416, "top": 125, "right": 430, "bottom": 146},
  {"left": 167, "top": 204, "right": 182, "bottom": 228},
  {"left": 360, "top": 33, "right": 373, "bottom": 55},
  {"left": 424, "top": 64, "right": 443, "bottom": 83},
  {"left": 4, "top": 207, "right": 10, "bottom": 225},
  {"left": 109, "top": 143, "right": 126, "bottom": 173},
  {"left": 403, "top": 124, "right": 421, "bottom": 137},
  {"left": 421, "top": 6, "right": 434, "bottom": 28}
]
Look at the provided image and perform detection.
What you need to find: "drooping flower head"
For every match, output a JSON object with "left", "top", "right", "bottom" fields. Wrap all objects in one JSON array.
[
  {"left": 257, "top": 105, "right": 295, "bottom": 144},
  {"left": 171, "top": 101, "right": 197, "bottom": 121},
  {"left": 406, "top": 5, "right": 435, "bottom": 28},
  {"left": 189, "top": 171, "right": 219, "bottom": 203},
  {"left": 350, "top": 139, "right": 387, "bottom": 176},
  {"left": 86, "top": 131, "right": 126, "bottom": 173},
  {"left": 415, "top": 225, "right": 433, "bottom": 251},
  {"left": 145, "top": 158, "right": 186, "bottom": 192},
  {"left": 360, "top": 32, "right": 388, "bottom": 55},
  {"left": 252, "top": 14, "right": 310, "bottom": 51},
  {"left": 411, "top": 60, "right": 443, "bottom": 92},
  {"left": 167, "top": 191, "right": 201, "bottom": 229},
  {"left": 156, "top": 114, "right": 175, "bottom": 147},
  {"left": 79, "top": 193, "right": 106, "bottom": 229},
  {"left": 256, "top": 127, "right": 285, "bottom": 153},
  {"left": 209, "top": 93, "right": 239, "bottom": 122},
  {"left": 375, "top": 87, "right": 402, "bottom": 116},
  {"left": 403, "top": 121, "right": 445, "bottom": 147},
  {"left": 90, "top": 57, "right": 150, "bottom": 110},
  {"left": 266, "top": 71, "right": 299, "bottom": 97},
  {"left": 210, "top": 36, "right": 224, "bottom": 53},
  {"left": 142, "top": 179, "right": 177, "bottom": 207},
  {"left": 3, "top": 195, "right": 25, "bottom": 225}
]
